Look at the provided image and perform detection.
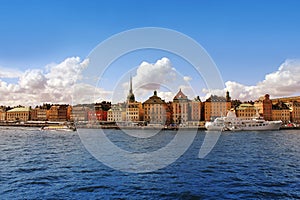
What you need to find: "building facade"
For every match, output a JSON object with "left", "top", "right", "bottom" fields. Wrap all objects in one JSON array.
[
  {"left": 204, "top": 92, "right": 231, "bottom": 121},
  {"left": 107, "top": 103, "right": 126, "bottom": 122},
  {"left": 172, "top": 89, "right": 190, "bottom": 124},
  {"left": 143, "top": 91, "right": 169, "bottom": 125},
  {"left": 70, "top": 105, "right": 90, "bottom": 122},
  {"left": 190, "top": 96, "right": 202, "bottom": 121},
  {"left": 47, "top": 105, "right": 69, "bottom": 121},
  {"left": 285, "top": 101, "right": 300, "bottom": 123},
  {"left": 272, "top": 102, "right": 290, "bottom": 124},
  {"left": 235, "top": 103, "right": 257, "bottom": 118},
  {"left": 6, "top": 107, "right": 31, "bottom": 121}
]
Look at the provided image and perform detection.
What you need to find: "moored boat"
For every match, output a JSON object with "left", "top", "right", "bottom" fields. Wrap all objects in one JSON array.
[
  {"left": 205, "top": 110, "right": 282, "bottom": 131},
  {"left": 41, "top": 125, "right": 76, "bottom": 131}
]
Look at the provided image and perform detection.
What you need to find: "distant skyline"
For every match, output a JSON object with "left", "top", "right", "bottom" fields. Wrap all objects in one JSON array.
[{"left": 0, "top": 0, "right": 300, "bottom": 106}]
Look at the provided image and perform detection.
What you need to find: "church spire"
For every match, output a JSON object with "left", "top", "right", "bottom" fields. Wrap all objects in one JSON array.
[
  {"left": 127, "top": 75, "right": 135, "bottom": 103},
  {"left": 129, "top": 75, "right": 133, "bottom": 94}
]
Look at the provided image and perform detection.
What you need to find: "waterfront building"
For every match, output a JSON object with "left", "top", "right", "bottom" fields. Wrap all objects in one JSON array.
[
  {"left": 6, "top": 107, "right": 31, "bottom": 121},
  {"left": 70, "top": 105, "right": 91, "bottom": 122},
  {"left": 254, "top": 94, "right": 272, "bottom": 120},
  {"left": 235, "top": 103, "right": 257, "bottom": 118},
  {"left": 272, "top": 101, "right": 290, "bottom": 124},
  {"left": 47, "top": 105, "right": 69, "bottom": 121},
  {"left": 190, "top": 96, "right": 202, "bottom": 121},
  {"left": 0, "top": 108, "right": 6, "bottom": 121},
  {"left": 88, "top": 103, "right": 108, "bottom": 122},
  {"left": 172, "top": 89, "right": 190, "bottom": 124},
  {"left": 107, "top": 103, "right": 126, "bottom": 122},
  {"left": 143, "top": 91, "right": 170, "bottom": 125},
  {"left": 30, "top": 107, "right": 48, "bottom": 121},
  {"left": 204, "top": 91, "right": 231, "bottom": 121},
  {"left": 285, "top": 101, "right": 300, "bottom": 123}
]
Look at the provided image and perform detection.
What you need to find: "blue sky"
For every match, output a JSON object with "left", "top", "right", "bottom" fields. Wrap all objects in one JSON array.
[{"left": 0, "top": 0, "right": 300, "bottom": 105}]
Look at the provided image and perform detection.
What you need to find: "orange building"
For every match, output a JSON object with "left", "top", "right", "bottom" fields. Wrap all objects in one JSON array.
[
  {"left": 47, "top": 105, "right": 69, "bottom": 121},
  {"left": 204, "top": 92, "right": 231, "bottom": 121}
]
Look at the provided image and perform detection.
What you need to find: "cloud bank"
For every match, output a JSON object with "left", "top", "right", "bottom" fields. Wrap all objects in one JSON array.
[
  {"left": 1, "top": 57, "right": 299, "bottom": 106},
  {"left": 203, "top": 59, "right": 300, "bottom": 101},
  {"left": 0, "top": 57, "right": 94, "bottom": 106}
]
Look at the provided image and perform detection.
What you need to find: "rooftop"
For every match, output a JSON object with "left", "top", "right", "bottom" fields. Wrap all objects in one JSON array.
[{"left": 7, "top": 107, "right": 30, "bottom": 112}]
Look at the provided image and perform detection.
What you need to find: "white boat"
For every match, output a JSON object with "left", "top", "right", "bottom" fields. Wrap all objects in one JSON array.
[
  {"left": 41, "top": 125, "right": 76, "bottom": 132},
  {"left": 205, "top": 110, "right": 282, "bottom": 131},
  {"left": 205, "top": 117, "right": 226, "bottom": 131}
]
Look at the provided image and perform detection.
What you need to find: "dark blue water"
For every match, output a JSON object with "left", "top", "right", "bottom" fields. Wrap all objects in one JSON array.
[{"left": 1, "top": 127, "right": 300, "bottom": 199}]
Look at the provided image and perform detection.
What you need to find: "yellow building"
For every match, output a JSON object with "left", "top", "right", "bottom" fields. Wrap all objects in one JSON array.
[
  {"left": 235, "top": 103, "right": 257, "bottom": 118},
  {"left": 126, "top": 102, "right": 143, "bottom": 122},
  {"left": 204, "top": 92, "right": 231, "bottom": 121},
  {"left": 6, "top": 107, "right": 31, "bottom": 121},
  {"left": 271, "top": 101, "right": 290, "bottom": 123}
]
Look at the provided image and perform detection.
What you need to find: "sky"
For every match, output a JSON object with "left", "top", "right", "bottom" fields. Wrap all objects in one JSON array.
[{"left": 0, "top": 0, "right": 300, "bottom": 106}]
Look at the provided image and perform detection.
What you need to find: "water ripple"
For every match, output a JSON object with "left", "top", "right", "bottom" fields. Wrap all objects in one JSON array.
[{"left": 0, "top": 128, "right": 299, "bottom": 199}]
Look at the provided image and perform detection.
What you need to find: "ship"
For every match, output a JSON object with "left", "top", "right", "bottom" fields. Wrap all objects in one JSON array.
[{"left": 205, "top": 110, "right": 282, "bottom": 131}]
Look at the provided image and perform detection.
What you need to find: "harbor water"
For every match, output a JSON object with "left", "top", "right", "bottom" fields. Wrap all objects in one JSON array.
[{"left": 0, "top": 128, "right": 300, "bottom": 199}]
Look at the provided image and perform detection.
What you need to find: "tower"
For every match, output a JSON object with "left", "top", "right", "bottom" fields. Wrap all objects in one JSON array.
[{"left": 127, "top": 76, "right": 135, "bottom": 103}]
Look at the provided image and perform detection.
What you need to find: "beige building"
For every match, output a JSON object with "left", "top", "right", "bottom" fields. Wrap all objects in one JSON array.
[
  {"left": 172, "top": 89, "right": 190, "bottom": 124},
  {"left": 235, "top": 103, "right": 257, "bottom": 118},
  {"left": 70, "top": 105, "right": 90, "bottom": 122},
  {"left": 143, "top": 91, "right": 169, "bottom": 125},
  {"left": 190, "top": 96, "right": 202, "bottom": 121},
  {"left": 6, "top": 107, "right": 31, "bottom": 121},
  {"left": 0, "top": 108, "right": 6, "bottom": 121},
  {"left": 107, "top": 103, "right": 126, "bottom": 122},
  {"left": 31, "top": 107, "right": 48, "bottom": 121},
  {"left": 204, "top": 92, "right": 231, "bottom": 121}
]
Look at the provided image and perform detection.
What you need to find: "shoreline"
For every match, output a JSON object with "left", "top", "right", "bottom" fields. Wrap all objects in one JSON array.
[{"left": 0, "top": 121, "right": 299, "bottom": 130}]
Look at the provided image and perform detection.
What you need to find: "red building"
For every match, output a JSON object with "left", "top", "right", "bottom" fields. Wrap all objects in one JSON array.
[{"left": 88, "top": 110, "right": 107, "bottom": 121}]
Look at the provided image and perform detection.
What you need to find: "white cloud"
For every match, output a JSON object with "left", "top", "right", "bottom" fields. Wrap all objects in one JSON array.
[
  {"left": 0, "top": 57, "right": 97, "bottom": 106},
  {"left": 203, "top": 59, "right": 300, "bottom": 101},
  {"left": 183, "top": 76, "right": 192, "bottom": 82},
  {"left": 117, "top": 57, "right": 196, "bottom": 103},
  {"left": 19, "top": 69, "right": 46, "bottom": 91},
  {"left": 2, "top": 57, "right": 299, "bottom": 106},
  {"left": 0, "top": 66, "right": 22, "bottom": 78}
]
